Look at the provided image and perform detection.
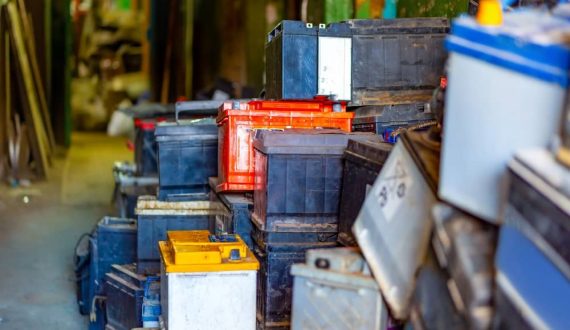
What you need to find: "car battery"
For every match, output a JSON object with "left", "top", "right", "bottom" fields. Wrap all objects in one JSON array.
[
  {"left": 440, "top": 10, "right": 570, "bottom": 222},
  {"left": 105, "top": 264, "right": 147, "bottom": 330},
  {"left": 208, "top": 177, "right": 255, "bottom": 249},
  {"left": 348, "top": 18, "right": 449, "bottom": 106},
  {"left": 431, "top": 203, "right": 498, "bottom": 330},
  {"left": 216, "top": 98, "right": 353, "bottom": 192},
  {"left": 252, "top": 129, "right": 381, "bottom": 232},
  {"left": 337, "top": 139, "right": 393, "bottom": 246},
  {"left": 353, "top": 129, "right": 440, "bottom": 320},
  {"left": 159, "top": 231, "right": 259, "bottom": 330},
  {"left": 134, "top": 118, "right": 162, "bottom": 176},
  {"left": 351, "top": 103, "right": 436, "bottom": 143},
  {"left": 112, "top": 166, "right": 158, "bottom": 218},
  {"left": 494, "top": 225, "right": 570, "bottom": 330},
  {"left": 252, "top": 241, "right": 336, "bottom": 329},
  {"left": 88, "top": 217, "right": 137, "bottom": 319},
  {"left": 265, "top": 21, "right": 352, "bottom": 101},
  {"left": 155, "top": 118, "right": 218, "bottom": 201},
  {"left": 290, "top": 248, "right": 388, "bottom": 330},
  {"left": 409, "top": 255, "right": 468, "bottom": 330},
  {"left": 135, "top": 195, "right": 230, "bottom": 275},
  {"left": 505, "top": 149, "right": 570, "bottom": 277},
  {"left": 265, "top": 21, "right": 318, "bottom": 100}
]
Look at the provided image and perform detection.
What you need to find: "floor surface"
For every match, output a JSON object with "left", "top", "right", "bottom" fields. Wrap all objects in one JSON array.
[{"left": 0, "top": 132, "right": 130, "bottom": 329}]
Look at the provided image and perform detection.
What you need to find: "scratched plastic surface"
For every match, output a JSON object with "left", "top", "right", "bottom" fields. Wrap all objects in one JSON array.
[{"left": 216, "top": 99, "right": 353, "bottom": 192}]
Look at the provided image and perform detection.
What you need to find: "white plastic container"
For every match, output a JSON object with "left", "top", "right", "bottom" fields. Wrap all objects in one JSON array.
[
  {"left": 352, "top": 131, "right": 440, "bottom": 320},
  {"left": 290, "top": 248, "right": 387, "bottom": 330},
  {"left": 159, "top": 231, "right": 259, "bottom": 330},
  {"left": 440, "top": 11, "right": 570, "bottom": 223}
]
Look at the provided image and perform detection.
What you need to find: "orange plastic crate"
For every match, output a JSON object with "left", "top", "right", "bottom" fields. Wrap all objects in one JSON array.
[{"left": 216, "top": 107, "right": 354, "bottom": 192}]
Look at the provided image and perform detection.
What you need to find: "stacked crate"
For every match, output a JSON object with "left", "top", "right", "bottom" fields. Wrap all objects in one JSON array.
[
  {"left": 251, "top": 129, "right": 381, "bottom": 329},
  {"left": 104, "top": 104, "right": 226, "bottom": 330}
]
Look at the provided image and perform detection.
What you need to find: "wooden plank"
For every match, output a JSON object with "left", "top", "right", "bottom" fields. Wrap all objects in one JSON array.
[
  {"left": 7, "top": 1, "right": 49, "bottom": 179},
  {"left": 17, "top": 0, "right": 55, "bottom": 152},
  {"left": 0, "top": 9, "right": 6, "bottom": 179}
]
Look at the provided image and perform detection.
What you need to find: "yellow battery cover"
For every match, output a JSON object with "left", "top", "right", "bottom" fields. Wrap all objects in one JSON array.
[{"left": 159, "top": 231, "right": 259, "bottom": 273}]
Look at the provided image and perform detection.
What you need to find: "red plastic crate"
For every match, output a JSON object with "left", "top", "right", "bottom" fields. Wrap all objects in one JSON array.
[
  {"left": 216, "top": 101, "right": 354, "bottom": 192},
  {"left": 221, "top": 96, "right": 347, "bottom": 113}
]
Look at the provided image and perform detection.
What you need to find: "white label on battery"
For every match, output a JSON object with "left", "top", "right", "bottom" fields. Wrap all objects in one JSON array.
[
  {"left": 318, "top": 37, "right": 352, "bottom": 100},
  {"left": 375, "top": 154, "right": 413, "bottom": 222}
]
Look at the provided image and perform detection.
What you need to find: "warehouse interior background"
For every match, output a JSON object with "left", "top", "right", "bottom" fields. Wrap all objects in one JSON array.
[{"left": 0, "top": 0, "right": 569, "bottom": 329}]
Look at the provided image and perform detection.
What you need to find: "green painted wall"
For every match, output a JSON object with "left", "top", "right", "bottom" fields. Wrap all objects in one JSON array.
[
  {"left": 307, "top": 0, "right": 354, "bottom": 24},
  {"left": 398, "top": 0, "right": 470, "bottom": 18}
]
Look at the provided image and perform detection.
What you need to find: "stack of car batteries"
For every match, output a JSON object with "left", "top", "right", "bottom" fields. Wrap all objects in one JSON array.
[
  {"left": 133, "top": 102, "right": 228, "bottom": 275},
  {"left": 216, "top": 97, "right": 353, "bottom": 192},
  {"left": 251, "top": 129, "right": 380, "bottom": 329},
  {"left": 265, "top": 18, "right": 448, "bottom": 106},
  {"left": 264, "top": 18, "right": 449, "bottom": 143},
  {"left": 414, "top": 11, "right": 570, "bottom": 330}
]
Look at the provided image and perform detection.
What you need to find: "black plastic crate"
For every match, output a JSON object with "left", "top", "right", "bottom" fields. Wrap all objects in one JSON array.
[
  {"left": 348, "top": 18, "right": 449, "bottom": 106},
  {"left": 338, "top": 139, "right": 392, "bottom": 246},
  {"left": 265, "top": 20, "right": 318, "bottom": 100},
  {"left": 252, "top": 129, "right": 380, "bottom": 232},
  {"left": 352, "top": 103, "right": 436, "bottom": 142},
  {"left": 105, "top": 264, "right": 147, "bottom": 330},
  {"left": 135, "top": 196, "right": 229, "bottom": 274},
  {"left": 155, "top": 119, "right": 218, "bottom": 200}
]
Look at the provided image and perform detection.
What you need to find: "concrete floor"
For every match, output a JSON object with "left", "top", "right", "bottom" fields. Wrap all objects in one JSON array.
[{"left": 0, "top": 132, "right": 131, "bottom": 329}]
